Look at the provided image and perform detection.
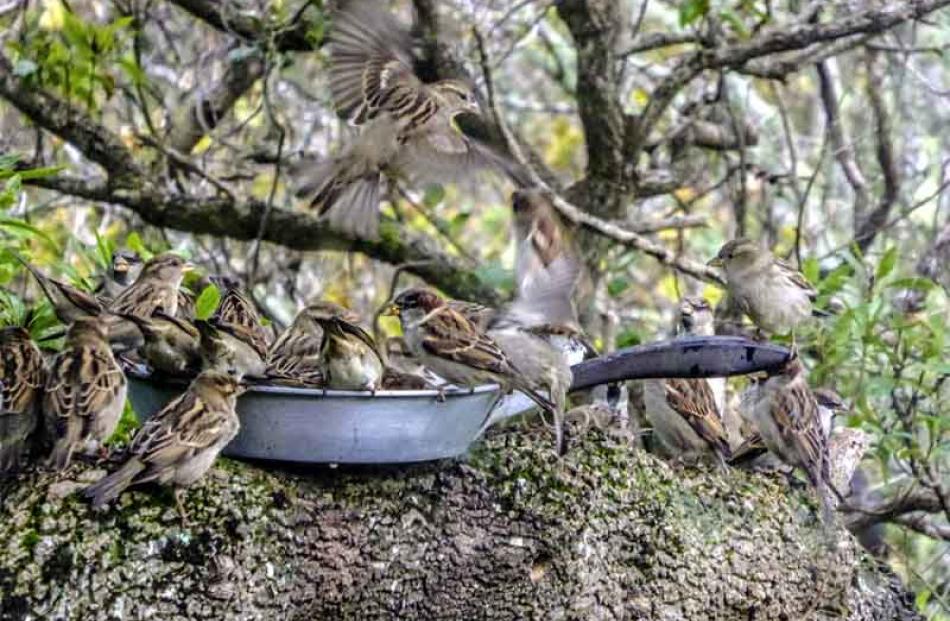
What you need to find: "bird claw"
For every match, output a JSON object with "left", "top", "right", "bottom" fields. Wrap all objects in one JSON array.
[
  {"left": 436, "top": 387, "right": 447, "bottom": 403},
  {"left": 174, "top": 489, "right": 191, "bottom": 528}
]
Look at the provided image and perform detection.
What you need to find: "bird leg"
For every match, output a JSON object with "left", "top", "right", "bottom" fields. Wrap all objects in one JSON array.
[
  {"left": 174, "top": 489, "right": 191, "bottom": 527},
  {"left": 435, "top": 386, "right": 447, "bottom": 403}
]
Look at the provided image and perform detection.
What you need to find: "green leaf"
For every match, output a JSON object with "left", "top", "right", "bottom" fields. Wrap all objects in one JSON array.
[
  {"left": 422, "top": 184, "right": 445, "bottom": 208},
  {"left": 194, "top": 284, "right": 221, "bottom": 320},
  {"left": 607, "top": 277, "right": 629, "bottom": 297},
  {"left": 679, "top": 0, "right": 710, "bottom": 26},
  {"left": 875, "top": 246, "right": 898, "bottom": 282},
  {"left": 0, "top": 217, "right": 60, "bottom": 250},
  {"left": 125, "top": 231, "right": 151, "bottom": 259},
  {"left": 0, "top": 164, "right": 65, "bottom": 180},
  {"left": 887, "top": 277, "right": 935, "bottom": 291},
  {"left": 95, "top": 231, "right": 114, "bottom": 270},
  {"left": 801, "top": 257, "right": 820, "bottom": 284},
  {"left": 915, "top": 589, "right": 931, "bottom": 612}
]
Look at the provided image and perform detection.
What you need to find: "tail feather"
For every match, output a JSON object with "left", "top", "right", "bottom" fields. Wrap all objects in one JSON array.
[
  {"left": 84, "top": 458, "right": 146, "bottom": 509},
  {"left": 48, "top": 436, "right": 76, "bottom": 471}
]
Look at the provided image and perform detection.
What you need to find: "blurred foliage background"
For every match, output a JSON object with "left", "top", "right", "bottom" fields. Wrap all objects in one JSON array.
[{"left": 0, "top": 0, "right": 947, "bottom": 616}]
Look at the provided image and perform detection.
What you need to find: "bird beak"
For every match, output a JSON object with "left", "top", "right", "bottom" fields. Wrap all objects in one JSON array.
[
  {"left": 183, "top": 262, "right": 196, "bottom": 273},
  {"left": 113, "top": 257, "right": 129, "bottom": 274},
  {"left": 384, "top": 304, "right": 400, "bottom": 317},
  {"left": 706, "top": 256, "right": 724, "bottom": 268}
]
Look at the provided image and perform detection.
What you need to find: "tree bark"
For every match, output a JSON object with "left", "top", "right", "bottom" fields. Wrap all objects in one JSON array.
[{"left": 0, "top": 427, "right": 922, "bottom": 620}]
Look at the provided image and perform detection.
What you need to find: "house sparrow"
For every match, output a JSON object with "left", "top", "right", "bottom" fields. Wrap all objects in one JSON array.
[
  {"left": 95, "top": 250, "right": 144, "bottom": 301},
  {"left": 0, "top": 327, "right": 45, "bottom": 472},
  {"left": 84, "top": 369, "right": 243, "bottom": 517},
  {"left": 293, "top": 0, "right": 497, "bottom": 240},
  {"left": 445, "top": 300, "right": 495, "bottom": 332},
  {"left": 19, "top": 259, "right": 104, "bottom": 325},
  {"left": 265, "top": 303, "right": 345, "bottom": 386},
  {"left": 121, "top": 312, "right": 201, "bottom": 377},
  {"left": 750, "top": 355, "right": 838, "bottom": 524},
  {"left": 44, "top": 318, "right": 128, "bottom": 470},
  {"left": 107, "top": 253, "right": 193, "bottom": 350},
  {"left": 384, "top": 336, "right": 441, "bottom": 384},
  {"left": 390, "top": 288, "right": 555, "bottom": 420},
  {"left": 210, "top": 276, "right": 270, "bottom": 357},
  {"left": 707, "top": 238, "right": 816, "bottom": 335},
  {"left": 311, "top": 306, "right": 384, "bottom": 391},
  {"left": 511, "top": 188, "right": 577, "bottom": 298},
  {"left": 196, "top": 318, "right": 267, "bottom": 379}
]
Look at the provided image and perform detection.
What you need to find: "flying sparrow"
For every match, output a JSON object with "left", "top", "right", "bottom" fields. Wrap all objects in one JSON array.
[
  {"left": 707, "top": 238, "right": 817, "bottom": 335},
  {"left": 196, "top": 318, "right": 268, "bottom": 379},
  {"left": 44, "top": 318, "right": 128, "bottom": 470},
  {"left": 19, "top": 258, "right": 104, "bottom": 325},
  {"left": 121, "top": 311, "right": 201, "bottom": 377},
  {"left": 95, "top": 249, "right": 144, "bottom": 301},
  {"left": 265, "top": 303, "right": 346, "bottom": 386},
  {"left": 294, "top": 0, "right": 499, "bottom": 240},
  {"left": 84, "top": 369, "right": 243, "bottom": 518},
  {"left": 750, "top": 355, "right": 839, "bottom": 524},
  {"left": 0, "top": 327, "right": 45, "bottom": 472},
  {"left": 390, "top": 287, "right": 555, "bottom": 416}
]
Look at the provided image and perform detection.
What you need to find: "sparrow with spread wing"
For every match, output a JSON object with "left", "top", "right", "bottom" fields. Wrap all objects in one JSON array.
[
  {"left": 294, "top": 0, "right": 502, "bottom": 240},
  {"left": 44, "top": 318, "right": 128, "bottom": 470},
  {"left": 0, "top": 327, "right": 45, "bottom": 472},
  {"left": 707, "top": 239, "right": 817, "bottom": 336},
  {"left": 84, "top": 369, "right": 243, "bottom": 519},
  {"left": 643, "top": 297, "right": 731, "bottom": 463},
  {"left": 390, "top": 288, "right": 555, "bottom": 422}
]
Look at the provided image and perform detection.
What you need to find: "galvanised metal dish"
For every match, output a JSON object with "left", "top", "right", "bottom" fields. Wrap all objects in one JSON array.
[{"left": 126, "top": 336, "right": 791, "bottom": 464}]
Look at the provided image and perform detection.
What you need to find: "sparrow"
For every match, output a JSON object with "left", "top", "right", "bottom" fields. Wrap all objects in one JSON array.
[
  {"left": 44, "top": 317, "right": 128, "bottom": 470},
  {"left": 121, "top": 312, "right": 201, "bottom": 377},
  {"left": 0, "top": 327, "right": 45, "bottom": 472},
  {"left": 380, "top": 367, "right": 432, "bottom": 390},
  {"left": 294, "top": 0, "right": 496, "bottom": 240},
  {"left": 445, "top": 300, "right": 495, "bottom": 332},
  {"left": 176, "top": 288, "right": 196, "bottom": 321},
  {"left": 311, "top": 306, "right": 384, "bottom": 391},
  {"left": 84, "top": 369, "right": 243, "bottom": 518},
  {"left": 209, "top": 276, "right": 270, "bottom": 357},
  {"left": 265, "top": 303, "right": 344, "bottom": 386},
  {"left": 19, "top": 259, "right": 104, "bottom": 325},
  {"left": 707, "top": 238, "right": 816, "bottom": 335},
  {"left": 642, "top": 297, "right": 731, "bottom": 463},
  {"left": 95, "top": 249, "right": 144, "bottom": 302},
  {"left": 196, "top": 318, "right": 268, "bottom": 379},
  {"left": 750, "top": 354, "right": 839, "bottom": 524},
  {"left": 511, "top": 188, "right": 578, "bottom": 302},
  {"left": 390, "top": 288, "right": 555, "bottom": 420},
  {"left": 107, "top": 253, "right": 193, "bottom": 350},
  {"left": 384, "top": 336, "right": 443, "bottom": 386}
]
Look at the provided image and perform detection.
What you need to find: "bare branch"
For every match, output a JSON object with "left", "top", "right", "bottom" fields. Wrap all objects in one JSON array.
[{"left": 166, "top": 0, "right": 317, "bottom": 52}]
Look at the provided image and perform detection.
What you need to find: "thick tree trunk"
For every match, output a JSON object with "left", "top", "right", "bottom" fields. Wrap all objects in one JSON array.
[{"left": 0, "top": 426, "right": 921, "bottom": 620}]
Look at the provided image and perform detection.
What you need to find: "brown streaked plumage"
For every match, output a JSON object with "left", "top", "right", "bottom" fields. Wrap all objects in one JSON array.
[
  {"left": 121, "top": 312, "right": 201, "bottom": 377},
  {"left": 313, "top": 310, "right": 384, "bottom": 391},
  {"left": 19, "top": 259, "right": 104, "bottom": 325},
  {"left": 95, "top": 249, "right": 144, "bottom": 301},
  {"left": 0, "top": 327, "right": 45, "bottom": 472},
  {"left": 45, "top": 318, "right": 127, "bottom": 470},
  {"left": 265, "top": 303, "right": 350, "bottom": 386},
  {"left": 84, "top": 369, "right": 243, "bottom": 514},
  {"left": 109, "top": 253, "right": 191, "bottom": 319}
]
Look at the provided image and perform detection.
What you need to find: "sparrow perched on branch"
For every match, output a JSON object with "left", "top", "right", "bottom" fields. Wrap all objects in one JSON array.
[
  {"left": 0, "top": 327, "right": 44, "bottom": 472},
  {"left": 294, "top": 0, "right": 501, "bottom": 240},
  {"left": 390, "top": 287, "right": 555, "bottom": 414},
  {"left": 310, "top": 307, "right": 384, "bottom": 391},
  {"left": 121, "top": 312, "right": 201, "bottom": 377},
  {"left": 749, "top": 354, "right": 839, "bottom": 524},
  {"left": 266, "top": 303, "right": 353, "bottom": 386},
  {"left": 84, "top": 369, "right": 243, "bottom": 518},
  {"left": 19, "top": 259, "right": 104, "bottom": 325},
  {"left": 643, "top": 298, "right": 731, "bottom": 463},
  {"left": 45, "top": 318, "right": 128, "bottom": 470},
  {"left": 707, "top": 239, "right": 817, "bottom": 335},
  {"left": 95, "top": 250, "right": 144, "bottom": 302}
]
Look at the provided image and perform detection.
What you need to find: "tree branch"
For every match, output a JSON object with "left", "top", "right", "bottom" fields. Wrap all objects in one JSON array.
[{"left": 166, "top": 0, "right": 317, "bottom": 52}]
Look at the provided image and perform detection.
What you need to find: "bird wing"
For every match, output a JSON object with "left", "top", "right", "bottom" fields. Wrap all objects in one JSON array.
[
  {"left": 110, "top": 281, "right": 171, "bottom": 317},
  {"left": 664, "top": 378, "right": 731, "bottom": 456},
  {"left": 772, "top": 378, "right": 826, "bottom": 482},
  {"left": 266, "top": 332, "right": 324, "bottom": 384},
  {"left": 215, "top": 290, "right": 270, "bottom": 351},
  {"left": 0, "top": 337, "right": 44, "bottom": 414},
  {"left": 332, "top": 319, "right": 380, "bottom": 357},
  {"left": 420, "top": 307, "right": 515, "bottom": 377},
  {"left": 329, "top": 0, "right": 434, "bottom": 126},
  {"left": 45, "top": 347, "right": 124, "bottom": 436},
  {"left": 132, "top": 390, "right": 232, "bottom": 473},
  {"left": 775, "top": 258, "right": 818, "bottom": 302}
]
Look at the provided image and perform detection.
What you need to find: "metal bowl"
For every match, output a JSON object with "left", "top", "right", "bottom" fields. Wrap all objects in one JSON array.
[{"left": 127, "top": 373, "right": 503, "bottom": 464}]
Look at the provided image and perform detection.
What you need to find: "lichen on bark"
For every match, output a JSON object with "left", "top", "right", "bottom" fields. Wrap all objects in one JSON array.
[{"left": 0, "top": 426, "right": 922, "bottom": 620}]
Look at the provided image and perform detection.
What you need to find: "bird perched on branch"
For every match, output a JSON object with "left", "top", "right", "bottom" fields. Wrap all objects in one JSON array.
[
  {"left": 642, "top": 297, "right": 731, "bottom": 464},
  {"left": 293, "top": 0, "right": 505, "bottom": 240},
  {"left": 707, "top": 239, "right": 817, "bottom": 336},
  {"left": 390, "top": 287, "right": 555, "bottom": 419},
  {"left": 0, "top": 327, "right": 44, "bottom": 472},
  {"left": 748, "top": 354, "right": 839, "bottom": 525},
  {"left": 84, "top": 369, "right": 243, "bottom": 520},
  {"left": 95, "top": 249, "right": 143, "bottom": 302},
  {"left": 44, "top": 318, "right": 127, "bottom": 470}
]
